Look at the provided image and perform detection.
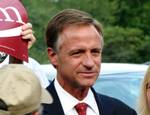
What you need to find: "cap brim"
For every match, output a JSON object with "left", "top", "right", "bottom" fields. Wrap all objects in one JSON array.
[{"left": 41, "top": 88, "right": 53, "bottom": 104}]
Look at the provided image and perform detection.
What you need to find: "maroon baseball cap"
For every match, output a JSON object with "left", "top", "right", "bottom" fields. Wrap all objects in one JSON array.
[{"left": 0, "top": 0, "right": 28, "bottom": 62}]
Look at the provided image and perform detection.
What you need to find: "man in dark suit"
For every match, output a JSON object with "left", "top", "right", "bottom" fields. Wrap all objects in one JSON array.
[{"left": 43, "top": 9, "right": 137, "bottom": 115}]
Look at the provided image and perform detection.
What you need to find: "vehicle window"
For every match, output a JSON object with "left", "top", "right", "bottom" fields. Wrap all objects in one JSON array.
[{"left": 94, "top": 72, "right": 144, "bottom": 109}]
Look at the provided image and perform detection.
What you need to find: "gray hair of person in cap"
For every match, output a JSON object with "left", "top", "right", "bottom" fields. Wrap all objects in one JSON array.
[{"left": 0, "top": 64, "right": 53, "bottom": 115}]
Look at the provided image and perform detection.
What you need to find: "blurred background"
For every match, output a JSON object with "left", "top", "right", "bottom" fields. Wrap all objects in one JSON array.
[{"left": 22, "top": 0, "right": 150, "bottom": 64}]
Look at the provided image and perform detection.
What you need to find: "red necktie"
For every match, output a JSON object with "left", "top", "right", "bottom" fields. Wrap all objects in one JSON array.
[{"left": 75, "top": 103, "right": 87, "bottom": 115}]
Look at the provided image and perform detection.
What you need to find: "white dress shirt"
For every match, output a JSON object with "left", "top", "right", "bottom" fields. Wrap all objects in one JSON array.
[
  {"left": 0, "top": 56, "right": 50, "bottom": 88},
  {"left": 54, "top": 78, "right": 100, "bottom": 115}
]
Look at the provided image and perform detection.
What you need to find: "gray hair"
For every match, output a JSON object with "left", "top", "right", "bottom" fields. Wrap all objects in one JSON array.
[{"left": 45, "top": 9, "right": 103, "bottom": 52}]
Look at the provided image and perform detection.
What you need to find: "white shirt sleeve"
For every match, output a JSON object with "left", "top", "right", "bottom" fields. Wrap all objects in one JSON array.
[{"left": 23, "top": 57, "right": 50, "bottom": 88}]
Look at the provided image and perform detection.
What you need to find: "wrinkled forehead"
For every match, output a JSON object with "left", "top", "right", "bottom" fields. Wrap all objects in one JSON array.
[{"left": 57, "top": 24, "right": 102, "bottom": 49}]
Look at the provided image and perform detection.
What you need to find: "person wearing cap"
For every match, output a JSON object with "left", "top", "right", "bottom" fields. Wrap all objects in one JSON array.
[
  {"left": 0, "top": 64, "right": 53, "bottom": 115},
  {"left": 0, "top": 23, "right": 50, "bottom": 88}
]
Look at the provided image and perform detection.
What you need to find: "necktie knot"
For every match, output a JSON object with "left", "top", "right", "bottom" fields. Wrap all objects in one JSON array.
[{"left": 75, "top": 103, "right": 87, "bottom": 115}]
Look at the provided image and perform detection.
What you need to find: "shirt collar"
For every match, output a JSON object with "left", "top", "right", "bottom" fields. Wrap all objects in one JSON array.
[{"left": 54, "top": 78, "right": 99, "bottom": 114}]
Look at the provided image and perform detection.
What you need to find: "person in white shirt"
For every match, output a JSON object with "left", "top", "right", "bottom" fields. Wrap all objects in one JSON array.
[
  {"left": 42, "top": 9, "right": 137, "bottom": 115},
  {"left": 0, "top": 23, "right": 49, "bottom": 88}
]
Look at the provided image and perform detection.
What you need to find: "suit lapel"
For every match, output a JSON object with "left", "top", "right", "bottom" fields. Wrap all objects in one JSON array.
[{"left": 91, "top": 87, "right": 104, "bottom": 115}]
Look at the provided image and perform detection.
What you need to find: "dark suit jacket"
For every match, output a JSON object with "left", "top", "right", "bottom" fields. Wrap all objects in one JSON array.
[{"left": 43, "top": 80, "right": 137, "bottom": 115}]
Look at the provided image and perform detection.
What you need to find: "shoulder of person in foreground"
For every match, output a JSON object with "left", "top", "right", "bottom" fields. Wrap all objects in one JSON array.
[
  {"left": 96, "top": 93, "right": 137, "bottom": 115},
  {"left": 23, "top": 57, "right": 50, "bottom": 88},
  {"left": 0, "top": 64, "right": 53, "bottom": 115}
]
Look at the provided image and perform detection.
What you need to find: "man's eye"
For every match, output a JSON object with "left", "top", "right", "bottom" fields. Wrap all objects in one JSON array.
[
  {"left": 72, "top": 52, "right": 81, "bottom": 56},
  {"left": 93, "top": 51, "right": 100, "bottom": 54},
  {"left": 70, "top": 50, "right": 84, "bottom": 57}
]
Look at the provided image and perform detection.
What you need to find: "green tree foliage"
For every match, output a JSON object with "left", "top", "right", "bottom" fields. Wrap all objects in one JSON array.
[
  {"left": 22, "top": 0, "right": 59, "bottom": 63},
  {"left": 22, "top": 0, "right": 150, "bottom": 63},
  {"left": 50, "top": 0, "right": 117, "bottom": 25},
  {"left": 114, "top": 0, "right": 150, "bottom": 35},
  {"left": 103, "top": 26, "right": 144, "bottom": 63}
]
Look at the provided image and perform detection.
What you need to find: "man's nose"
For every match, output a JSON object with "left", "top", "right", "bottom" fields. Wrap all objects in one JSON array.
[{"left": 82, "top": 54, "right": 95, "bottom": 68}]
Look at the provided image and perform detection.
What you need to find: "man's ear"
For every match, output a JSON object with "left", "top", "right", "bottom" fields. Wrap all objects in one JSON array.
[{"left": 47, "top": 47, "right": 58, "bottom": 67}]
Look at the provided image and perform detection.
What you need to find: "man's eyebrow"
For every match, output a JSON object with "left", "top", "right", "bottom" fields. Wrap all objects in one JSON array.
[
  {"left": 68, "top": 49, "right": 84, "bottom": 54},
  {"left": 92, "top": 47, "right": 102, "bottom": 51}
]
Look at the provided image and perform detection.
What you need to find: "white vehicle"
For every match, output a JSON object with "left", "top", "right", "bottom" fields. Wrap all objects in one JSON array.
[{"left": 40, "top": 63, "right": 148, "bottom": 109}]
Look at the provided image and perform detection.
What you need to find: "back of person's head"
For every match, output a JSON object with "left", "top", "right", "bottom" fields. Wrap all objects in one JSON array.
[
  {"left": 45, "top": 8, "right": 103, "bottom": 51},
  {"left": 0, "top": 64, "right": 53, "bottom": 115},
  {"left": 137, "top": 66, "right": 150, "bottom": 115}
]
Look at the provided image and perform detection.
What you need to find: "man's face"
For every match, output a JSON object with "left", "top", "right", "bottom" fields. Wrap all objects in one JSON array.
[{"left": 49, "top": 24, "right": 102, "bottom": 90}]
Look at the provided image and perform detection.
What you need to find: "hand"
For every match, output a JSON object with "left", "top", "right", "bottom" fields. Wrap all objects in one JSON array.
[{"left": 21, "top": 23, "right": 36, "bottom": 49}]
